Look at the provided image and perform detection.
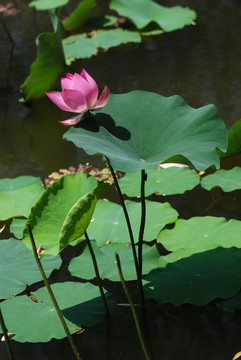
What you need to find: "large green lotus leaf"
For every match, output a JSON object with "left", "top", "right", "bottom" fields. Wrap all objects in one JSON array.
[
  {"left": 64, "top": 91, "right": 227, "bottom": 173},
  {"left": 0, "top": 238, "right": 61, "bottom": 300},
  {"left": 158, "top": 217, "right": 241, "bottom": 261},
  {"left": 119, "top": 166, "right": 200, "bottom": 197},
  {"left": 219, "top": 119, "right": 241, "bottom": 159},
  {"left": 69, "top": 241, "right": 167, "bottom": 281},
  {"left": 63, "top": 0, "right": 96, "bottom": 31},
  {"left": 143, "top": 247, "right": 241, "bottom": 306},
  {"left": 110, "top": 0, "right": 196, "bottom": 32},
  {"left": 23, "top": 173, "right": 107, "bottom": 255},
  {"left": 0, "top": 176, "right": 44, "bottom": 220},
  {"left": 85, "top": 199, "right": 178, "bottom": 246},
  {"left": 1, "top": 282, "right": 116, "bottom": 342},
  {"left": 29, "top": 0, "right": 68, "bottom": 10},
  {"left": 20, "top": 33, "right": 65, "bottom": 103},
  {"left": 201, "top": 167, "right": 241, "bottom": 192}
]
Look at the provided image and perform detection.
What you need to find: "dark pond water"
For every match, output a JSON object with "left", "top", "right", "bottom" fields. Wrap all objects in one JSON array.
[{"left": 0, "top": 0, "right": 241, "bottom": 359}]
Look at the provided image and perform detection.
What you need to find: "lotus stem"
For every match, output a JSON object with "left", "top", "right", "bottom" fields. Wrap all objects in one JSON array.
[
  {"left": 26, "top": 223, "right": 82, "bottom": 360},
  {"left": 85, "top": 231, "right": 110, "bottom": 319},
  {"left": 105, "top": 157, "right": 140, "bottom": 280},
  {"left": 0, "top": 307, "right": 15, "bottom": 360},
  {"left": 138, "top": 170, "right": 147, "bottom": 277},
  {"left": 115, "top": 252, "right": 151, "bottom": 360}
]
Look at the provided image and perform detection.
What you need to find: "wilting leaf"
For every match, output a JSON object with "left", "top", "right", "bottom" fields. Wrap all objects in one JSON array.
[
  {"left": 64, "top": 91, "right": 227, "bottom": 173},
  {"left": 0, "top": 176, "right": 44, "bottom": 220},
  {"left": 1, "top": 282, "right": 116, "bottom": 342}
]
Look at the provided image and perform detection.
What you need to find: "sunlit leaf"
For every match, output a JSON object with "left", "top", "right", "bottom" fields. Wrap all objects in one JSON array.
[
  {"left": 1, "top": 282, "right": 116, "bottom": 342},
  {"left": 85, "top": 199, "right": 178, "bottom": 246},
  {"left": 69, "top": 241, "right": 166, "bottom": 281},
  {"left": 63, "top": 0, "right": 96, "bottom": 31},
  {"left": 119, "top": 166, "right": 200, "bottom": 197},
  {"left": 0, "top": 238, "right": 61, "bottom": 299},
  {"left": 20, "top": 33, "right": 65, "bottom": 103},
  {"left": 0, "top": 176, "right": 44, "bottom": 220},
  {"left": 23, "top": 173, "right": 107, "bottom": 255},
  {"left": 158, "top": 216, "right": 241, "bottom": 263},
  {"left": 29, "top": 0, "right": 68, "bottom": 10},
  {"left": 110, "top": 0, "right": 196, "bottom": 32},
  {"left": 64, "top": 91, "right": 227, "bottom": 173},
  {"left": 201, "top": 167, "right": 241, "bottom": 192},
  {"left": 143, "top": 247, "right": 241, "bottom": 306}
]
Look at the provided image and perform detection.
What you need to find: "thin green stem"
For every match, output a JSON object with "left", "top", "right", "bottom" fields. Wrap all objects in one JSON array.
[
  {"left": 115, "top": 253, "right": 151, "bottom": 360},
  {"left": 85, "top": 231, "right": 110, "bottom": 319},
  {"left": 26, "top": 223, "right": 82, "bottom": 360},
  {"left": 105, "top": 156, "right": 139, "bottom": 280},
  {"left": 138, "top": 170, "right": 147, "bottom": 277},
  {"left": 0, "top": 307, "right": 15, "bottom": 360}
]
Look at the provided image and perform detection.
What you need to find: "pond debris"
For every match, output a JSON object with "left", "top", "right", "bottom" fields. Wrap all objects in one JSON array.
[
  {"left": 44, "top": 163, "right": 123, "bottom": 188},
  {"left": 0, "top": 2, "right": 21, "bottom": 16},
  {"left": 233, "top": 352, "right": 241, "bottom": 360}
]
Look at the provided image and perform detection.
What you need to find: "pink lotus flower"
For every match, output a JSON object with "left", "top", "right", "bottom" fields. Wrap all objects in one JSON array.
[{"left": 46, "top": 69, "right": 110, "bottom": 125}]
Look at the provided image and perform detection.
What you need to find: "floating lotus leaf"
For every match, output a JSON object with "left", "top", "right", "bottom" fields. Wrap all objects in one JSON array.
[
  {"left": 69, "top": 241, "right": 167, "bottom": 281},
  {"left": 0, "top": 238, "right": 61, "bottom": 299},
  {"left": 85, "top": 199, "right": 178, "bottom": 246},
  {"left": 158, "top": 216, "right": 241, "bottom": 261},
  {"left": 143, "top": 247, "right": 241, "bottom": 306},
  {"left": 201, "top": 167, "right": 241, "bottom": 192},
  {"left": 23, "top": 173, "right": 108, "bottom": 255},
  {"left": 119, "top": 166, "right": 200, "bottom": 197},
  {"left": 1, "top": 282, "right": 116, "bottom": 342},
  {"left": 63, "top": 29, "right": 141, "bottom": 62},
  {"left": 64, "top": 91, "right": 227, "bottom": 173},
  {"left": 0, "top": 176, "right": 44, "bottom": 220},
  {"left": 110, "top": 0, "right": 196, "bottom": 32},
  {"left": 29, "top": 0, "right": 68, "bottom": 10}
]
